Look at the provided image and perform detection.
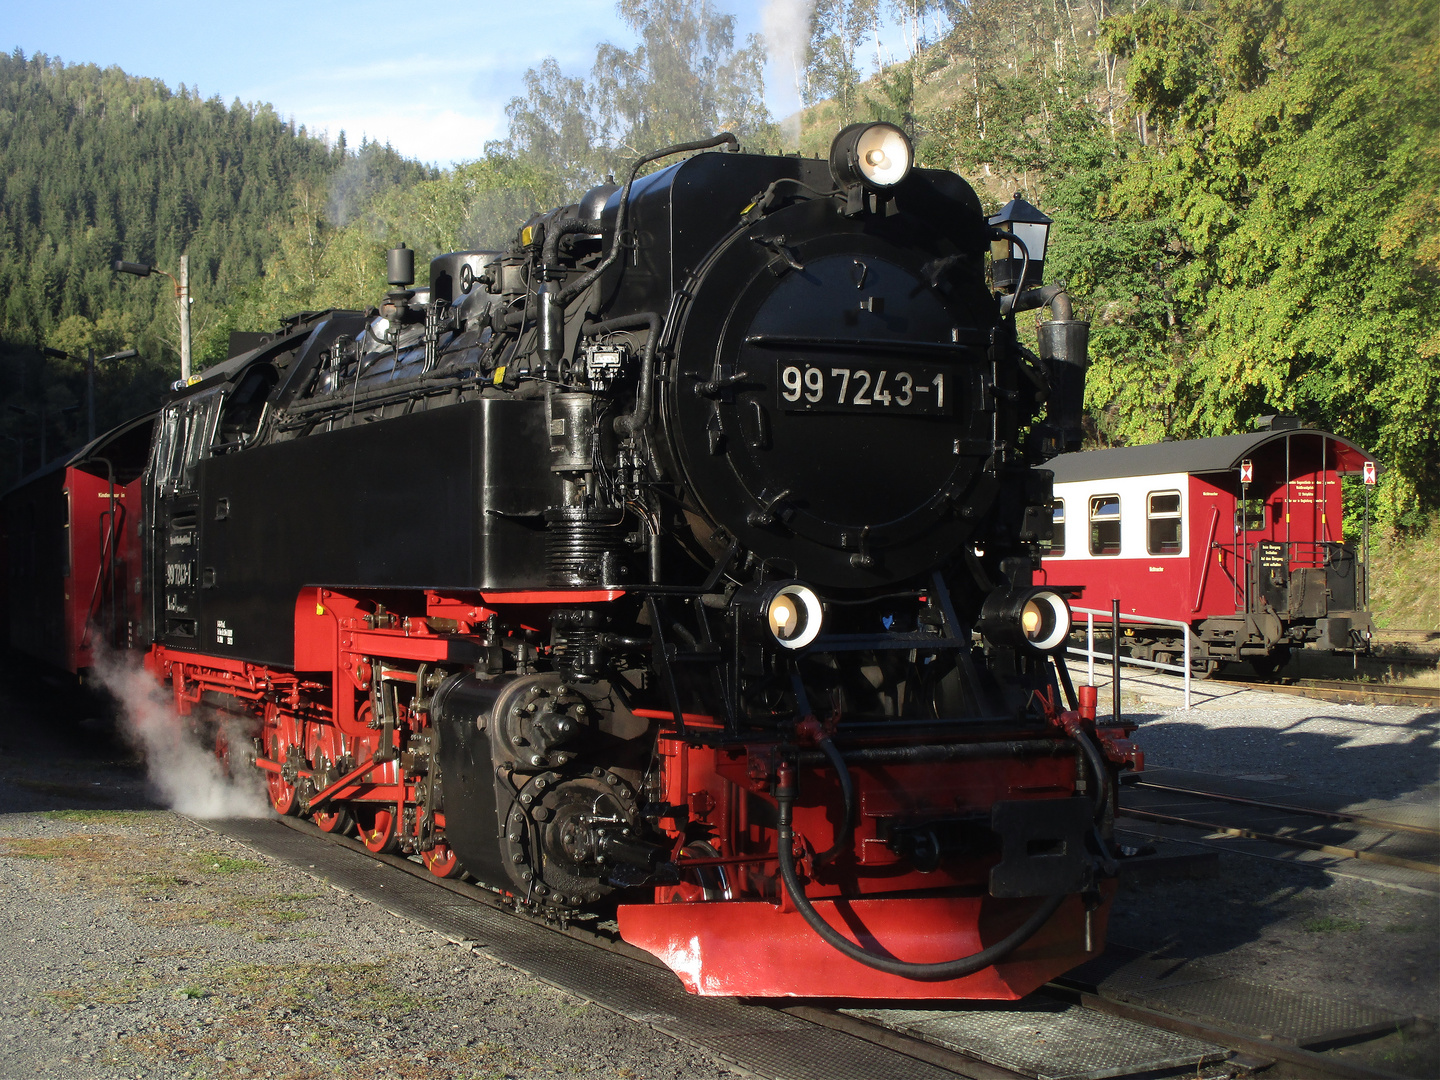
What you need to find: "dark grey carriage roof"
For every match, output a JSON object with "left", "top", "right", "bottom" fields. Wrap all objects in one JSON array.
[{"left": 1045, "top": 428, "right": 1376, "bottom": 483}]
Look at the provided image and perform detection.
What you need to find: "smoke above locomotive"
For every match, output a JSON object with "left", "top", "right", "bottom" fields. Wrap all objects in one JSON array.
[{"left": 68, "top": 125, "right": 1140, "bottom": 999}]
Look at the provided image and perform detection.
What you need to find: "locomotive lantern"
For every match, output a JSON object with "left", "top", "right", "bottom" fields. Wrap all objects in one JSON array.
[
  {"left": 989, "top": 192, "right": 1052, "bottom": 292},
  {"left": 9, "top": 126, "right": 1138, "bottom": 1001}
]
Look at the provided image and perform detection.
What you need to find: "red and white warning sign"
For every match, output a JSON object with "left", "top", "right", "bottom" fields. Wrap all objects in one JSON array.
[
  {"left": 1239, "top": 459, "right": 1253, "bottom": 484},
  {"left": 1363, "top": 461, "right": 1377, "bottom": 485}
]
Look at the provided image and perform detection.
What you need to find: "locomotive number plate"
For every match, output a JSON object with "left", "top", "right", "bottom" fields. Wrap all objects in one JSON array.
[{"left": 774, "top": 360, "right": 951, "bottom": 415}]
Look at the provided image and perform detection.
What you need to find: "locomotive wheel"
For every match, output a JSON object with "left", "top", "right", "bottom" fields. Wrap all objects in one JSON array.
[
  {"left": 357, "top": 805, "right": 400, "bottom": 854},
  {"left": 266, "top": 772, "right": 299, "bottom": 816},
  {"left": 264, "top": 734, "right": 300, "bottom": 817},
  {"left": 422, "top": 840, "right": 462, "bottom": 879},
  {"left": 312, "top": 804, "right": 354, "bottom": 836},
  {"left": 666, "top": 842, "right": 731, "bottom": 903},
  {"left": 214, "top": 730, "right": 234, "bottom": 778}
]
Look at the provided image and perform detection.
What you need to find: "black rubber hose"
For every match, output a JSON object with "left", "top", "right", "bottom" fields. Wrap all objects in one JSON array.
[
  {"left": 1073, "top": 729, "right": 1111, "bottom": 823},
  {"left": 541, "top": 216, "right": 602, "bottom": 267},
  {"left": 810, "top": 736, "right": 854, "bottom": 865},
  {"left": 775, "top": 773, "right": 1066, "bottom": 981}
]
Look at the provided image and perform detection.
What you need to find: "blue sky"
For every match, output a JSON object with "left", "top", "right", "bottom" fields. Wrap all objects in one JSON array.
[{"left": 6, "top": 1, "right": 912, "bottom": 166}]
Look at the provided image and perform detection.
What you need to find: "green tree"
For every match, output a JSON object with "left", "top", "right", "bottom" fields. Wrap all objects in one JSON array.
[
  {"left": 503, "top": 0, "right": 778, "bottom": 199},
  {"left": 1105, "top": 0, "right": 1440, "bottom": 525},
  {"left": 806, "top": 0, "right": 878, "bottom": 127}
]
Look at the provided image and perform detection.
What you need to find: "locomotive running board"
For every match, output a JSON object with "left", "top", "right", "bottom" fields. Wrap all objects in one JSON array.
[{"left": 617, "top": 892, "right": 1106, "bottom": 999}]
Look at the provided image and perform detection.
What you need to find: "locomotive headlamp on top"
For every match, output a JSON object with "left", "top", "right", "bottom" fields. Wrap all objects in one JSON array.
[
  {"left": 829, "top": 122, "right": 914, "bottom": 192},
  {"left": 733, "top": 581, "right": 825, "bottom": 650},
  {"left": 979, "top": 587, "right": 1072, "bottom": 653}
]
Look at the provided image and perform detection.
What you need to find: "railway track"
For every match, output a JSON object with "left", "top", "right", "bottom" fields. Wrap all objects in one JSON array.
[
  {"left": 196, "top": 812, "right": 1412, "bottom": 1080},
  {"left": 1118, "top": 773, "right": 1440, "bottom": 878},
  {"left": 1208, "top": 675, "right": 1440, "bottom": 709}
]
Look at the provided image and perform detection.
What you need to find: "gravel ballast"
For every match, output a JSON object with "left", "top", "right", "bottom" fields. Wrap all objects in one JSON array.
[
  {"left": 1101, "top": 666, "right": 1439, "bottom": 1075},
  {"left": 0, "top": 806, "right": 734, "bottom": 1080}
]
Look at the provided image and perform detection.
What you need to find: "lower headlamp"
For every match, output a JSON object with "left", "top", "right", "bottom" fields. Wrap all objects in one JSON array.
[
  {"left": 734, "top": 581, "right": 825, "bottom": 650},
  {"left": 979, "top": 588, "right": 1072, "bottom": 653}
]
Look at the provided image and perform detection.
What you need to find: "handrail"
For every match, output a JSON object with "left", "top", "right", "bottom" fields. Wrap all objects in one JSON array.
[
  {"left": 79, "top": 499, "right": 123, "bottom": 652},
  {"left": 1070, "top": 604, "right": 1193, "bottom": 709},
  {"left": 1192, "top": 507, "right": 1220, "bottom": 613}
]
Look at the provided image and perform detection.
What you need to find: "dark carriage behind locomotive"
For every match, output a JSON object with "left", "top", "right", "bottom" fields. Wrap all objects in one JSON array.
[
  {"left": 1, "top": 415, "right": 154, "bottom": 674},
  {"left": 29, "top": 128, "right": 1137, "bottom": 999}
]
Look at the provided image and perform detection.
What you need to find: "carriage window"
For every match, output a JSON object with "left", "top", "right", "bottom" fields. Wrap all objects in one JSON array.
[
  {"left": 1049, "top": 500, "right": 1066, "bottom": 556},
  {"left": 1089, "top": 495, "right": 1121, "bottom": 555},
  {"left": 1147, "top": 491, "right": 1183, "bottom": 554},
  {"left": 1235, "top": 498, "right": 1267, "bottom": 531}
]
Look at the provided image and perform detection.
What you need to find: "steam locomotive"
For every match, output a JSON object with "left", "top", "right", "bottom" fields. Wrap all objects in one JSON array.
[{"left": 6, "top": 125, "right": 1141, "bottom": 999}]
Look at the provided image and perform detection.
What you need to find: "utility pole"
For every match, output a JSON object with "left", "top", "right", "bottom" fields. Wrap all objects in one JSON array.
[
  {"left": 113, "top": 254, "right": 191, "bottom": 383},
  {"left": 179, "top": 253, "right": 192, "bottom": 383},
  {"left": 43, "top": 347, "right": 137, "bottom": 444}
]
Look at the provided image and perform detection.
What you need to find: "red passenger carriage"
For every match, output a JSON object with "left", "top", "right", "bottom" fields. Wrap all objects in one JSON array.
[{"left": 1038, "top": 418, "right": 1377, "bottom": 673}]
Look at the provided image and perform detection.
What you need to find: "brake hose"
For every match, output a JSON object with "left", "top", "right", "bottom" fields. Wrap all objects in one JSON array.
[
  {"left": 1073, "top": 728, "right": 1111, "bottom": 823},
  {"left": 809, "top": 735, "right": 854, "bottom": 865},
  {"left": 775, "top": 761, "right": 1066, "bottom": 981}
]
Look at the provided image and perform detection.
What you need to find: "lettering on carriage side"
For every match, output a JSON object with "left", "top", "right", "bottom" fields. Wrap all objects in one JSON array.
[
  {"left": 164, "top": 595, "right": 190, "bottom": 614},
  {"left": 216, "top": 620, "right": 234, "bottom": 646},
  {"left": 165, "top": 562, "right": 193, "bottom": 587},
  {"left": 1148, "top": 566, "right": 1164, "bottom": 572},
  {"left": 168, "top": 532, "right": 194, "bottom": 547}
]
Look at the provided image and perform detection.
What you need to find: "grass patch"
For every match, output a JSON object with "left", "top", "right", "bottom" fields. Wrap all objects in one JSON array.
[
  {"left": 43, "top": 809, "right": 153, "bottom": 825},
  {"left": 0, "top": 836, "right": 108, "bottom": 861},
  {"left": 1302, "top": 915, "right": 1365, "bottom": 933},
  {"left": 137, "top": 872, "right": 185, "bottom": 888},
  {"left": 234, "top": 893, "right": 316, "bottom": 925},
  {"left": 212, "top": 960, "right": 427, "bottom": 1016},
  {"left": 44, "top": 973, "right": 160, "bottom": 1009},
  {"left": 190, "top": 851, "right": 266, "bottom": 874},
  {"left": 1369, "top": 517, "right": 1440, "bottom": 631}
]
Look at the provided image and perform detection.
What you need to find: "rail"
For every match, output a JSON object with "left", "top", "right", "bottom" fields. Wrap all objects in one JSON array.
[{"left": 1069, "top": 604, "right": 1194, "bottom": 710}]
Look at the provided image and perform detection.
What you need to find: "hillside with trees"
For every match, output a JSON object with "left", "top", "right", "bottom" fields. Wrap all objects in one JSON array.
[
  {"left": 0, "top": 0, "right": 1434, "bottom": 536},
  {"left": 0, "top": 49, "right": 428, "bottom": 476}
]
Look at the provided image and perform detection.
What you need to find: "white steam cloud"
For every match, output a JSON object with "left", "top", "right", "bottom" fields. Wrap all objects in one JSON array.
[
  {"left": 762, "top": 0, "right": 817, "bottom": 147},
  {"left": 96, "top": 652, "right": 270, "bottom": 819}
]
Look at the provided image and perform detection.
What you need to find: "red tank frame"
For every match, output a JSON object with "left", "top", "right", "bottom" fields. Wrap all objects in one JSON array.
[{"left": 133, "top": 581, "right": 1138, "bottom": 1000}]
